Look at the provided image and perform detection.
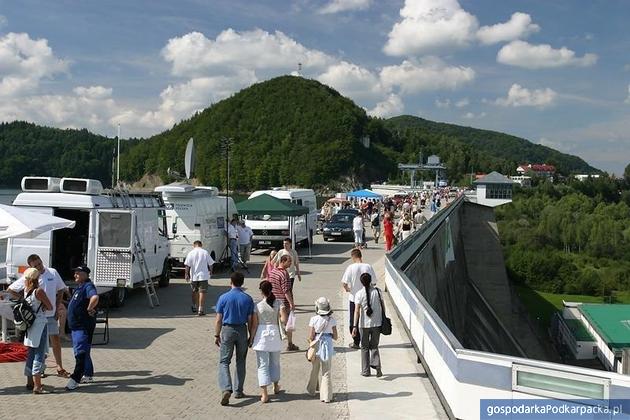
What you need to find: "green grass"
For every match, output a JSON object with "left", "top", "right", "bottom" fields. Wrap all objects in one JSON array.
[{"left": 515, "top": 284, "right": 630, "bottom": 329}]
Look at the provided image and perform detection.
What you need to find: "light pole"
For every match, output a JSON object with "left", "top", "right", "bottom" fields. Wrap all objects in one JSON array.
[{"left": 221, "top": 137, "right": 234, "bottom": 267}]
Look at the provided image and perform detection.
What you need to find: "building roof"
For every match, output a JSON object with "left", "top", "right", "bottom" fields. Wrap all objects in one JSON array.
[
  {"left": 517, "top": 163, "right": 556, "bottom": 172},
  {"left": 578, "top": 304, "right": 630, "bottom": 351},
  {"left": 473, "top": 171, "right": 515, "bottom": 185},
  {"left": 565, "top": 318, "right": 595, "bottom": 342}
]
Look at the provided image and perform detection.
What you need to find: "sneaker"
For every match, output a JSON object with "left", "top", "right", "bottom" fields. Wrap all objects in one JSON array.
[
  {"left": 191, "top": 305, "right": 197, "bottom": 314},
  {"left": 376, "top": 368, "right": 383, "bottom": 378},
  {"left": 80, "top": 376, "right": 93, "bottom": 384},
  {"left": 348, "top": 343, "right": 360, "bottom": 349},
  {"left": 220, "top": 390, "right": 231, "bottom": 406},
  {"left": 286, "top": 343, "right": 300, "bottom": 351},
  {"left": 233, "top": 391, "right": 245, "bottom": 399},
  {"left": 65, "top": 378, "right": 79, "bottom": 391}
]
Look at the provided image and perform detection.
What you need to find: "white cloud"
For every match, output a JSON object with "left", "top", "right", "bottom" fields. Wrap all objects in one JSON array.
[
  {"left": 126, "top": 71, "right": 258, "bottom": 130},
  {"left": 455, "top": 97, "right": 469, "bottom": 108},
  {"left": 435, "top": 98, "right": 450, "bottom": 109},
  {"left": 494, "top": 83, "right": 557, "bottom": 108},
  {"left": 317, "top": 61, "right": 385, "bottom": 102},
  {"left": 384, "top": 0, "right": 479, "bottom": 56},
  {"left": 0, "top": 32, "right": 68, "bottom": 97},
  {"left": 319, "top": 0, "right": 371, "bottom": 14},
  {"left": 72, "top": 86, "right": 113, "bottom": 99},
  {"left": 477, "top": 12, "right": 539, "bottom": 45},
  {"left": 162, "top": 29, "right": 334, "bottom": 78},
  {"left": 380, "top": 57, "right": 475, "bottom": 93},
  {"left": 368, "top": 94, "right": 404, "bottom": 118},
  {"left": 497, "top": 40, "right": 597, "bottom": 69},
  {"left": 625, "top": 84, "right": 630, "bottom": 104},
  {"left": 462, "top": 111, "right": 485, "bottom": 119}
]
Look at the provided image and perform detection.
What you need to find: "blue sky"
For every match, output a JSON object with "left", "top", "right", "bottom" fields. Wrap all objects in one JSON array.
[{"left": 1, "top": 0, "right": 629, "bottom": 174}]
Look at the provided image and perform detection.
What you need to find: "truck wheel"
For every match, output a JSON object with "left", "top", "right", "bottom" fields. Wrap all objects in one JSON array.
[
  {"left": 159, "top": 260, "right": 171, "bottom": 288},
  {"left": 110, "top": 287, "right": 127, "bottom": 307}
]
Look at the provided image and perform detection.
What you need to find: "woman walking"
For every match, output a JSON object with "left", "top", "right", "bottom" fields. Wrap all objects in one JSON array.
[
  {"left": 352, "top": 273, "right": 383, "bottom": 377},
  {"left": 383, "top": 212, "right": 394, "bottom": 252},
  {"left": 398, "top": 213, "right": 413, "bottom": 242},
  {"left": 260, "top": 250, "right": 278, "bottom": 281},
  {"left": 22, "top": 267, "right": 52, "bottom": 394},
  {"left": 251, "top": 280, "right": 283, "bottom": 403},
  {"left": 306, "top": 297, "right": 338, "bottom": 403}
]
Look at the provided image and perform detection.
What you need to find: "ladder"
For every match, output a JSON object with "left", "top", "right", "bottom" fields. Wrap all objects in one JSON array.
[{"left": 108, "top": 187, "right": 160, "bottom": 308}]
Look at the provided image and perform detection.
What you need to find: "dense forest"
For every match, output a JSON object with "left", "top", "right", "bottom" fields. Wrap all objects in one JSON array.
[
  {"left": 495, "top": 169, "right": 630, "bottom": 298},
  {"left": 0, "top": 76, "right": 599, "bottom": 190}
]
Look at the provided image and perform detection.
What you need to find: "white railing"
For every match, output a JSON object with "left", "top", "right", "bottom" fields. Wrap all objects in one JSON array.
[{"left": 385, "top": 198, "right": 630, "bottom": 420}]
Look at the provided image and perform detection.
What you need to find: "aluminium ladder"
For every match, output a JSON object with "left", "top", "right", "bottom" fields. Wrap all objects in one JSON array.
[{"left": 108, "top": 187, "right": 160, "bottom": 308}]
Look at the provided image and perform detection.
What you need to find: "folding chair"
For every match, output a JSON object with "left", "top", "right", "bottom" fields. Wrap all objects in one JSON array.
[{"left": 92, "top": 292, "right": 110, "bottom": 345}]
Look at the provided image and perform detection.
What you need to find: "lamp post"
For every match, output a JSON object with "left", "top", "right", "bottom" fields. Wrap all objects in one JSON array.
[{"left": 221, "top": 137, "right": 234, "bottom": 266}]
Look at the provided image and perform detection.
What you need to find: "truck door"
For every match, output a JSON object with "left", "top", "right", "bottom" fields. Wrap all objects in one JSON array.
[{"left": 94, "top": 210, "right": 134, "bottom": 288}]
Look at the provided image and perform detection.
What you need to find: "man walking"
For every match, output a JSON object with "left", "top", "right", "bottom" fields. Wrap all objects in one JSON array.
[
  {"left": 273, "top": 238, "right": 301, "bottom": 288},
  {"left": 236, "top": 221, "right": 254, "bottom": 269},
  {"left": 268, "top": 255, "right": 299, "bottom": 351},
  {"left": 352, "top": 213, "right": 364, "bottom": 249},
  {"left": 341, "top": 249, "right": 376, "bottom": 349},
  {"left": 184, "top": 240, "right": 214, "bottom": 316},
  {"left": 66, "top": 265, "right": 99, "bottom": 390},
  {"left": 370, "top": 210, "right": 381, "bottom": 244},
  {"left": 226, "top": 218, "right": 239, "bottom": 272},
  {"left": 214, "top": 272, "right": 255, "bottom": 406},
  {"left": 8, "top": 254, "right": 70, "bottom": 379}
]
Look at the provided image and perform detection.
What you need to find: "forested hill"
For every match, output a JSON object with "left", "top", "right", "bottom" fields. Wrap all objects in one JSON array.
[
  {"left": 0, "top": 76, "right": 600, "bottom": 189},
  {"left": 0, "top": 121, "right": 119, "bottom": 187},
  {"left": 384, "top": 116, "right": 597, "bottom": 178},
  {"left": 120, "top": 75, "right": 392, "bottom": 190}
]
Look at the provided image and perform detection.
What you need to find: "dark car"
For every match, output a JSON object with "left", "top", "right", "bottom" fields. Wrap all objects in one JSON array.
[
  {"left": 336, "top": 208, "right": 360, "bottom": 217},
  {"left": 322, "top": 213, "right": 354, "bottom": 241}
]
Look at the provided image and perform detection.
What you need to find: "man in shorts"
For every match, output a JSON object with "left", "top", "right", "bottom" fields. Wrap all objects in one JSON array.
[
  {"left": 8, "top": 254, "right": 70, "bottom": 381},
  {"left": 184, "top": 241, "right": 214, "bottom": 316}
]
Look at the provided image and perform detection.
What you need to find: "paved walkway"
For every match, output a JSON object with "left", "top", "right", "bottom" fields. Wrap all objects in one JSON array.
[{"left": 0, "top": 233, "right": 445, "bottom": 419}]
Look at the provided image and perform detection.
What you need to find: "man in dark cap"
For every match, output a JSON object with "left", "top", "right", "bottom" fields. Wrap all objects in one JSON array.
[{"left": 65, "top": 265, "right": 99, "bottom": 391}]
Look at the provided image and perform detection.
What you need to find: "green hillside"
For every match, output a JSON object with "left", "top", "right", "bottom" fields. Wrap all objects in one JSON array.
[
  {"left": 0, "top": 76, "right": 600, "bottom": 189},
  {"left": 0, "top": 121, "right": 120, "bottom": 187}
]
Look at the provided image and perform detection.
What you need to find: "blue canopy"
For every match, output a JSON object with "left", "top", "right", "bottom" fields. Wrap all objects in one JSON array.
[{"left": 347, "top": 189, "right": 382, "bottom": 198}]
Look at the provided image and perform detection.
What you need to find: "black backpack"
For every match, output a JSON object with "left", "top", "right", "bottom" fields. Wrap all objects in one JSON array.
[{"left": 11, "top": 289, "right": 43, "bottom": 332}]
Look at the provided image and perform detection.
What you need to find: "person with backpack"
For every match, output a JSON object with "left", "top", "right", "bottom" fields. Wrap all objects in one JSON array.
[
  {"left": 352, "top": 273, "right": 384, "bottom": 377},
  {"left": 21, "top": 267, "right": 52, "bottom": 394}
]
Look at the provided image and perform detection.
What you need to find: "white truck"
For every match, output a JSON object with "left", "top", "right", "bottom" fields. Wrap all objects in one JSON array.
[
  {"left": 246, "top": 188, "right": 318, "bottom": 249},
  {"left": 154, "top": 183, "right": 237, "bottom": 274},
  {"left": 6, "top": 176, "right": 170, "bottom": 307}
]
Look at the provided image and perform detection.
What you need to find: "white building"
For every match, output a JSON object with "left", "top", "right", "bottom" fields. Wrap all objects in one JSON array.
[
  {"left": 510, "top": 175, "right": 532, "bottom": 187},
  {"left": 471, "top": 171, "right": 516, "bottom": 207}
]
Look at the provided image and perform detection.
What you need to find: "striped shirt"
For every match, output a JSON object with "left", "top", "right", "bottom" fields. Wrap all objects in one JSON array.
[{"left": 268, "top": 267, "right": 290, "bottom": 305}]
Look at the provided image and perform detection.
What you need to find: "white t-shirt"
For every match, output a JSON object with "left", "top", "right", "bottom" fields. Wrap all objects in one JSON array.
[
  {"left": 9, "top": 267, "right": 65, "bottom": 317},
  {"left": 237, "top": 225, "right": 254, "bottom": 245},
  {"left": 227, "top": 224, "right": 238, "bottom": 240},
  {"left": 273, "top": 248, "right": 299, "bottom": 278},
  {"left": 184, "top": 247, "right": 215, "bottom": 281},
  {"left": 352, "top": 216, "right": 363, "bottom": 231},
  {"left": 309, "top": 315, "right": 337, "bottom": 334},
  {"left": 354, "top": 286, "right": 383, "bottom": 328},
  {"left": 341, "top": 262, "right": 376, "bottom": 302}
]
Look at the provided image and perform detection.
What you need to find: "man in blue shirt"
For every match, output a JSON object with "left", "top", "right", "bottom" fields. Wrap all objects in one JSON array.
[
  {"left": 214, "top": 271, "right": 255, "bottom": 405},
  {"left": 65, "top": 265, "right": 99, "bottom": 390}
]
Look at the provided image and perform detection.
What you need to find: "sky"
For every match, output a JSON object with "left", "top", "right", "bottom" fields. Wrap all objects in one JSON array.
[{"left": 0, "top": 0, "right": 629, "bottom": 174}]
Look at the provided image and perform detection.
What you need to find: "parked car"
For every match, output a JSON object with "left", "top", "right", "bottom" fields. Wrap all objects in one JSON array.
[
  {"left": 336, "top": 208, "right": 360, "bottom": 217},
  {"left": 322, "top": 213, "right": 355, "bottom": 241}
]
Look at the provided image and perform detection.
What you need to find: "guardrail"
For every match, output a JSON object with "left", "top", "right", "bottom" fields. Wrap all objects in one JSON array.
[{"left": 385, "top": 197, "right": 630, "bottom": 420}]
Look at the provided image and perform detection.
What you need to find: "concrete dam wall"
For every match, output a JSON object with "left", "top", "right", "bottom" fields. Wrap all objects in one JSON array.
[{"left": 397, "top": 199, "right": 550, "bottom": 359}]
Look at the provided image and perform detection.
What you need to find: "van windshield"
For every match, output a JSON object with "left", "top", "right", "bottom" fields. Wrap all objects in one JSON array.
[{"left": 247, "top": 214, "right": 288, "bottom": 221}]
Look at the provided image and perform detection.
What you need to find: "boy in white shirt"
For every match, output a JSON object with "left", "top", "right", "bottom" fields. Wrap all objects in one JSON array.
[{"left": 340, "top": 249, "right": 376, "bottom": 349}]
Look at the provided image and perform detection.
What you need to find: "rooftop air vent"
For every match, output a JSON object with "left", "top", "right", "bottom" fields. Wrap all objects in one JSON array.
[
  {"left": 21, "top": 177, "right": 61, "bottom": 192},
  {"left": 60, "top": 178, "right": 104, "bottom": 195}
]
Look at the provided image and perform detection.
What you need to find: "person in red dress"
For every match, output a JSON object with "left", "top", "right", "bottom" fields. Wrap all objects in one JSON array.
[{"left": 383, "top": 212, "right": 394, "bottom": 252}]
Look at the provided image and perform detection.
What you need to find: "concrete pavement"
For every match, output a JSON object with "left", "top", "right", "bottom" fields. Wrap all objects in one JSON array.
[{"left": 0, "top": 232, "right": 445, "bottom": 420}]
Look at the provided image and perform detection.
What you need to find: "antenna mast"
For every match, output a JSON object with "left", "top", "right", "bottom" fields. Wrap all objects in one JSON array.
[{"left": 116, "top": 124, "right": 121, "bottom": 185}]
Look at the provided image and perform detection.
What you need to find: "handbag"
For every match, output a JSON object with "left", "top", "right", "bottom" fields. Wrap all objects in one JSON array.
[
  {"left": 376, "top": 288, "right": 392, "bottom": 336},
  {"left": 306, "top": 317, "right": 330, "bottom": 362}
]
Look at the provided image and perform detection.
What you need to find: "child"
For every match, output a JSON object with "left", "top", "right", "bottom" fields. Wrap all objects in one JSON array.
[{"left": 306, "top": 297, "right": 338, "bottom": 403}]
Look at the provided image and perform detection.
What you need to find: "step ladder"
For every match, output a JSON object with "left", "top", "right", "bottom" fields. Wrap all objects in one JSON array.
[{"left": 107, "top": 187, "right": 160, "bottom": 308}]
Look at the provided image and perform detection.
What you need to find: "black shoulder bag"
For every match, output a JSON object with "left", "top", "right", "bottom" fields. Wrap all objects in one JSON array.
[{"left": 376, "top": 288, "right": 392, "bottom": 335}]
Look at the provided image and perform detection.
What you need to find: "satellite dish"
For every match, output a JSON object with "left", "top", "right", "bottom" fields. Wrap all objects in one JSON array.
[{"left": 185, "top": 138, "right": 195, "bottom": 179}]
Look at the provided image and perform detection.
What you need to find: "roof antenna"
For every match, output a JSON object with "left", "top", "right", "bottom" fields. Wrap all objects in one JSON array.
[{"left": 297, "top": 62, "right": 302, "bottom": 76}]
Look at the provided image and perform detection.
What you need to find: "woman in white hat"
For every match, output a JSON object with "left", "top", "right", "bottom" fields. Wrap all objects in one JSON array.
[{"left": 306, "top": 297, "right": 338, "bottom": 403}]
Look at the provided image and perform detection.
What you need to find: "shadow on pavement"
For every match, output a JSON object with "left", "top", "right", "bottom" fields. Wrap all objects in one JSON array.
[
  {"left": 380, "top": 372, "right": 428, "bottom": 381},
  {"left": 76, "top": 372, "right": 193, "bottom": 393},
  {"left": 104, "top": 327, "right": 175, "bottom": 349},
  {"left": 338, "top": 391, "right": 412, "bottom": 401}
]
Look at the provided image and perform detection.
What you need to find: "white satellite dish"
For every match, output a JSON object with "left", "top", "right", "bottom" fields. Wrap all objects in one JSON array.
[{"left": 184, "top": 137, "right": 195, "bottom": 179}]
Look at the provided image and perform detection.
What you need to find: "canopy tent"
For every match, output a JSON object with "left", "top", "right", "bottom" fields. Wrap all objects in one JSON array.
[
  {"left": 236, "top": 194, "right": 311, "bottom": 257},
  {"left": 346, "top": 189, "right": 382, "bottom": 199},
  {"left": 236, "top": 193, "right": 308, "bottom": 216},
  {"left": 0, "top": 204, "right": 76, "bottom": 240}
]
